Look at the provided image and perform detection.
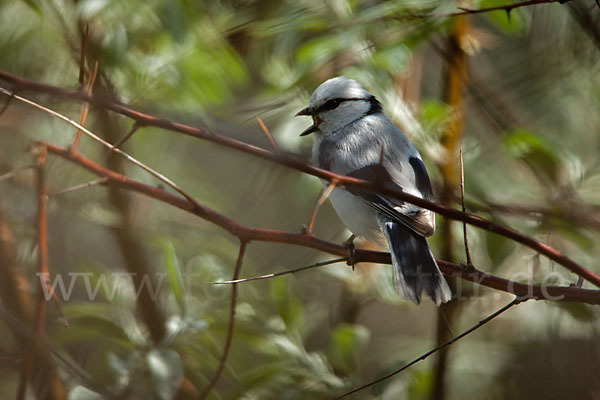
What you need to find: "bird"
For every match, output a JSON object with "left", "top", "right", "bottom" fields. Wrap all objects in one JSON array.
[{"left": 296, "top": 76, "right": 451, "bottom": 305}]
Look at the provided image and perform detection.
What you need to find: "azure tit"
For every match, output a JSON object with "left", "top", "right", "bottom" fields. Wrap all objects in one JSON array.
[{"left": 297, "top": 77, "right": 451, "bottom": 305}]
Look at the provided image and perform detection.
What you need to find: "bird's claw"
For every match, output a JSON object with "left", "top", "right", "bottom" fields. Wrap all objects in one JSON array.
[{"left": 344, "top": 234, "right": 356, "bottom": 271}]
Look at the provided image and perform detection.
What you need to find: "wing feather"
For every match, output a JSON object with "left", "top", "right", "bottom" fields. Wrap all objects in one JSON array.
[{"left": 346, "top": 164, "right": 435, "bottom": 237}]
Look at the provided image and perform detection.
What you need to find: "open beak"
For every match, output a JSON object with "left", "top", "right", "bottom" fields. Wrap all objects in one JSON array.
[
  {"left": 295, "top": 107, "right": 311, "bottom": 117},
  {"left": 295, "top": 107, "right": 320, "bottom": 136}
]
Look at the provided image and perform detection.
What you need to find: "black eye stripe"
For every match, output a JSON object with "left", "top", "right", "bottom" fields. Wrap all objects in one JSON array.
[{"left": 314, "top": 97, "right": 372, "bottom": 113}]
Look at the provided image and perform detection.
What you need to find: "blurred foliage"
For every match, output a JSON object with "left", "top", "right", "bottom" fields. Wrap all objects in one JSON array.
[{"left": 0, "top": 0, "right": 600, "bottom": 399}]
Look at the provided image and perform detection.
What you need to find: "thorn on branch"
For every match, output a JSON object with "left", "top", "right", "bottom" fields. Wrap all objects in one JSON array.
[
  {"left": 305, "top": 181, "right": 337, "bottom": 233},
  {"left": 256, "top": 117, "right": 279, "bottom": 152},
  {"left": 53, "top": 177, "right": 108, "bottom": 197},
  {"left": 111, "top": 121, "right": 142, "bottom": 150}
]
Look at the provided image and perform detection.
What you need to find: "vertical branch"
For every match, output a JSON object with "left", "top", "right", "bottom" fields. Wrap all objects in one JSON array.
[
  {"left": 199, "top": 241, "right": 248, "bottom": 400},
  {"left": 431, "top": 8, "right": 471, "bottom": 400},
  {"left": 459, "top": 145, "right": 472, "bottom": 265},
  {"left": 15, "top": 145, "right": 65, "bottom": 400},
  {"left": 71, "top": 60, "right": 98, "bottom": 151},
  {"left": 0, "top": 206, "right": 66, "bottom": 400},
  {"left": 97, "top": 106, "right": 167, "bottom": 344},
  {"left": 78, "top": 23, "right": 89, "bottom": 87}
]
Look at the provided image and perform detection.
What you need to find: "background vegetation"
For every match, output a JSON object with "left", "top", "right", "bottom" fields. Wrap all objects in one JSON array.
[{"left": 0, "top": 0, "right": 599, "bottom": 399}]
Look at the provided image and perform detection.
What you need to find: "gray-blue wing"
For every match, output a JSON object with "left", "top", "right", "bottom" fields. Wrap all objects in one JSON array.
[{"left": 345, "top": 163, "right": 435, "bottom": 238}]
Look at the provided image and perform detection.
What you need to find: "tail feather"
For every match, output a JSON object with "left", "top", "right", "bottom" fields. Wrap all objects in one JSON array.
[{"left": 381, "top": 218, "right": 451, "bottom": 306}]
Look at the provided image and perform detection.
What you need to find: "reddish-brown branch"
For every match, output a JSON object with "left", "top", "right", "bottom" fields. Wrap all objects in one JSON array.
[
  {"left": 0, "top": 71, "right": 597, "bottom": 288},
  {"left": 16, "top": 146, "right": 50, "bottom": 400},
  {"left": 198, "top": 241, "right": 248, "bottom": 400},
  {"left": 41, "top": 142, "right": 600, "bottom": 305},
  {"left": 0, "top": 206, "right": 66, "bottom": 400}
]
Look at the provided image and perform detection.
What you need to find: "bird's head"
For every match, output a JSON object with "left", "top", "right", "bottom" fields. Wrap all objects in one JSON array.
[{"left": 296, "top": 76, "right": 382, "bottom": 137}]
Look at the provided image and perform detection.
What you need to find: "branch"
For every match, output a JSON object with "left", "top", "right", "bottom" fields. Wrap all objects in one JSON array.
[
  {"left": 212, "top": 257, "right": 347, "bottom": 284},
  {"left": 41, "top": 142, "right": 600, "bottom": 305},
  {"left": 198, "top": 241, "right": 247, "bottom": 399},
  {"left": 17, "top": 145, "right": 50, "bottom": 400},
  {"left": 0, "top": 71, "right": 598, "bottom": 288},
  {"left": 0, "top": 86, "right": 199, "bottom": 208},
  {"left": 396, "top": 0, "right": 572, "bottom": 19},
  {"left": 0, "top": 207, "right": 66, "bottom": 399},
  {"left": 334, "top": 297, "right": 525, "bottom": 399}
]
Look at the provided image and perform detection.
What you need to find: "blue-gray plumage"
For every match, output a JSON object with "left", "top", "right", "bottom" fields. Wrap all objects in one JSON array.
[{"left": 297, "top": 77, "right": 451, "bottom": 305}]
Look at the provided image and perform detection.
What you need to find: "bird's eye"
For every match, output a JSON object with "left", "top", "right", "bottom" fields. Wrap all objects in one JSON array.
[{"left": 322, "top": 98, "right": 343, "bottom": 111}]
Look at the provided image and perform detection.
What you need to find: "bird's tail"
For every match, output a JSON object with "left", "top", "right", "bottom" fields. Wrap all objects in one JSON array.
[{"left": 381, "top": 218, "right": 451, "bottom": 305}]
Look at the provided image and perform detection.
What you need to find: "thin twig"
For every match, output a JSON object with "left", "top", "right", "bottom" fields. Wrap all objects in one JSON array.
[
  {"left": 256, "top": 117, "right": 278, "bottom": 152},
  {"left": 305, "top": 182, "right": 337, "bottom": 233},
  {"left": 334, "top": 297, "right": 526, "bottom": 399},
  {"left": 52, "top": 178, "right": 108, "bottom": 196},
  {"left": 42, "top": 142, "right": 600, "bottom": 305},
  {"left": 0, "top": 164, "right": 36, "bottom": 183},
  {"left": 460, "top": 144, "right": 472, "bottom": 265},
  {"left": 16, "top": 146, "right": 50, "bottom": 400},
  {"left": 199, "top": 241, "right": 248, "bottom": 400},
  {"left": 78, "top": 23, "right": 89, "bottom": 87},
  {"left": 111, "top": 121, "right": 141, "bottom": 150},
  {"left": 71, "top": 60, "right": 98, "bottom": 151},
  {"left": 212, "top": 257, "right": 347, "bottom": 284},
  {"left": 0, "top": 87, "right": 201, "bottom": 209},
  {"left": 396, "top": 0, "right": 572, "bottom": 20}
]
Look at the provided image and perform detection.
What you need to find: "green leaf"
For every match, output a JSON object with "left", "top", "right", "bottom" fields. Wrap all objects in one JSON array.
[
  {"left": 269, "top": 276, "right": 303, "bottom": 331},
  {"left": 503, "top": 129, "right": 562, "bottom": 184},
  {"left": 419, "top": 100, "right": 452, "bottom": 132},
  {"left": 295, "top": 34, "right": 345, "bottom": 67},
  {"left": 328, "top": 323, "right": 369, "bottom": 374},
  {"left": 155, "top": 237, "right": 186, "bottom": 315},
  {"left": 371, "top": 45, "right": 410, "bottom": 74},
  {"left": 408, "top": 368, "right": 434, "bottom": 399}
]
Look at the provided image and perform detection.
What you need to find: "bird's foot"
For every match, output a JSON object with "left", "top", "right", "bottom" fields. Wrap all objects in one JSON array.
[
  {"left": 344, "top": 234, "right": 356, "bottom": 271},
  {"left": 569, "top": 276, "right": 584, "bottom": 288}
]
